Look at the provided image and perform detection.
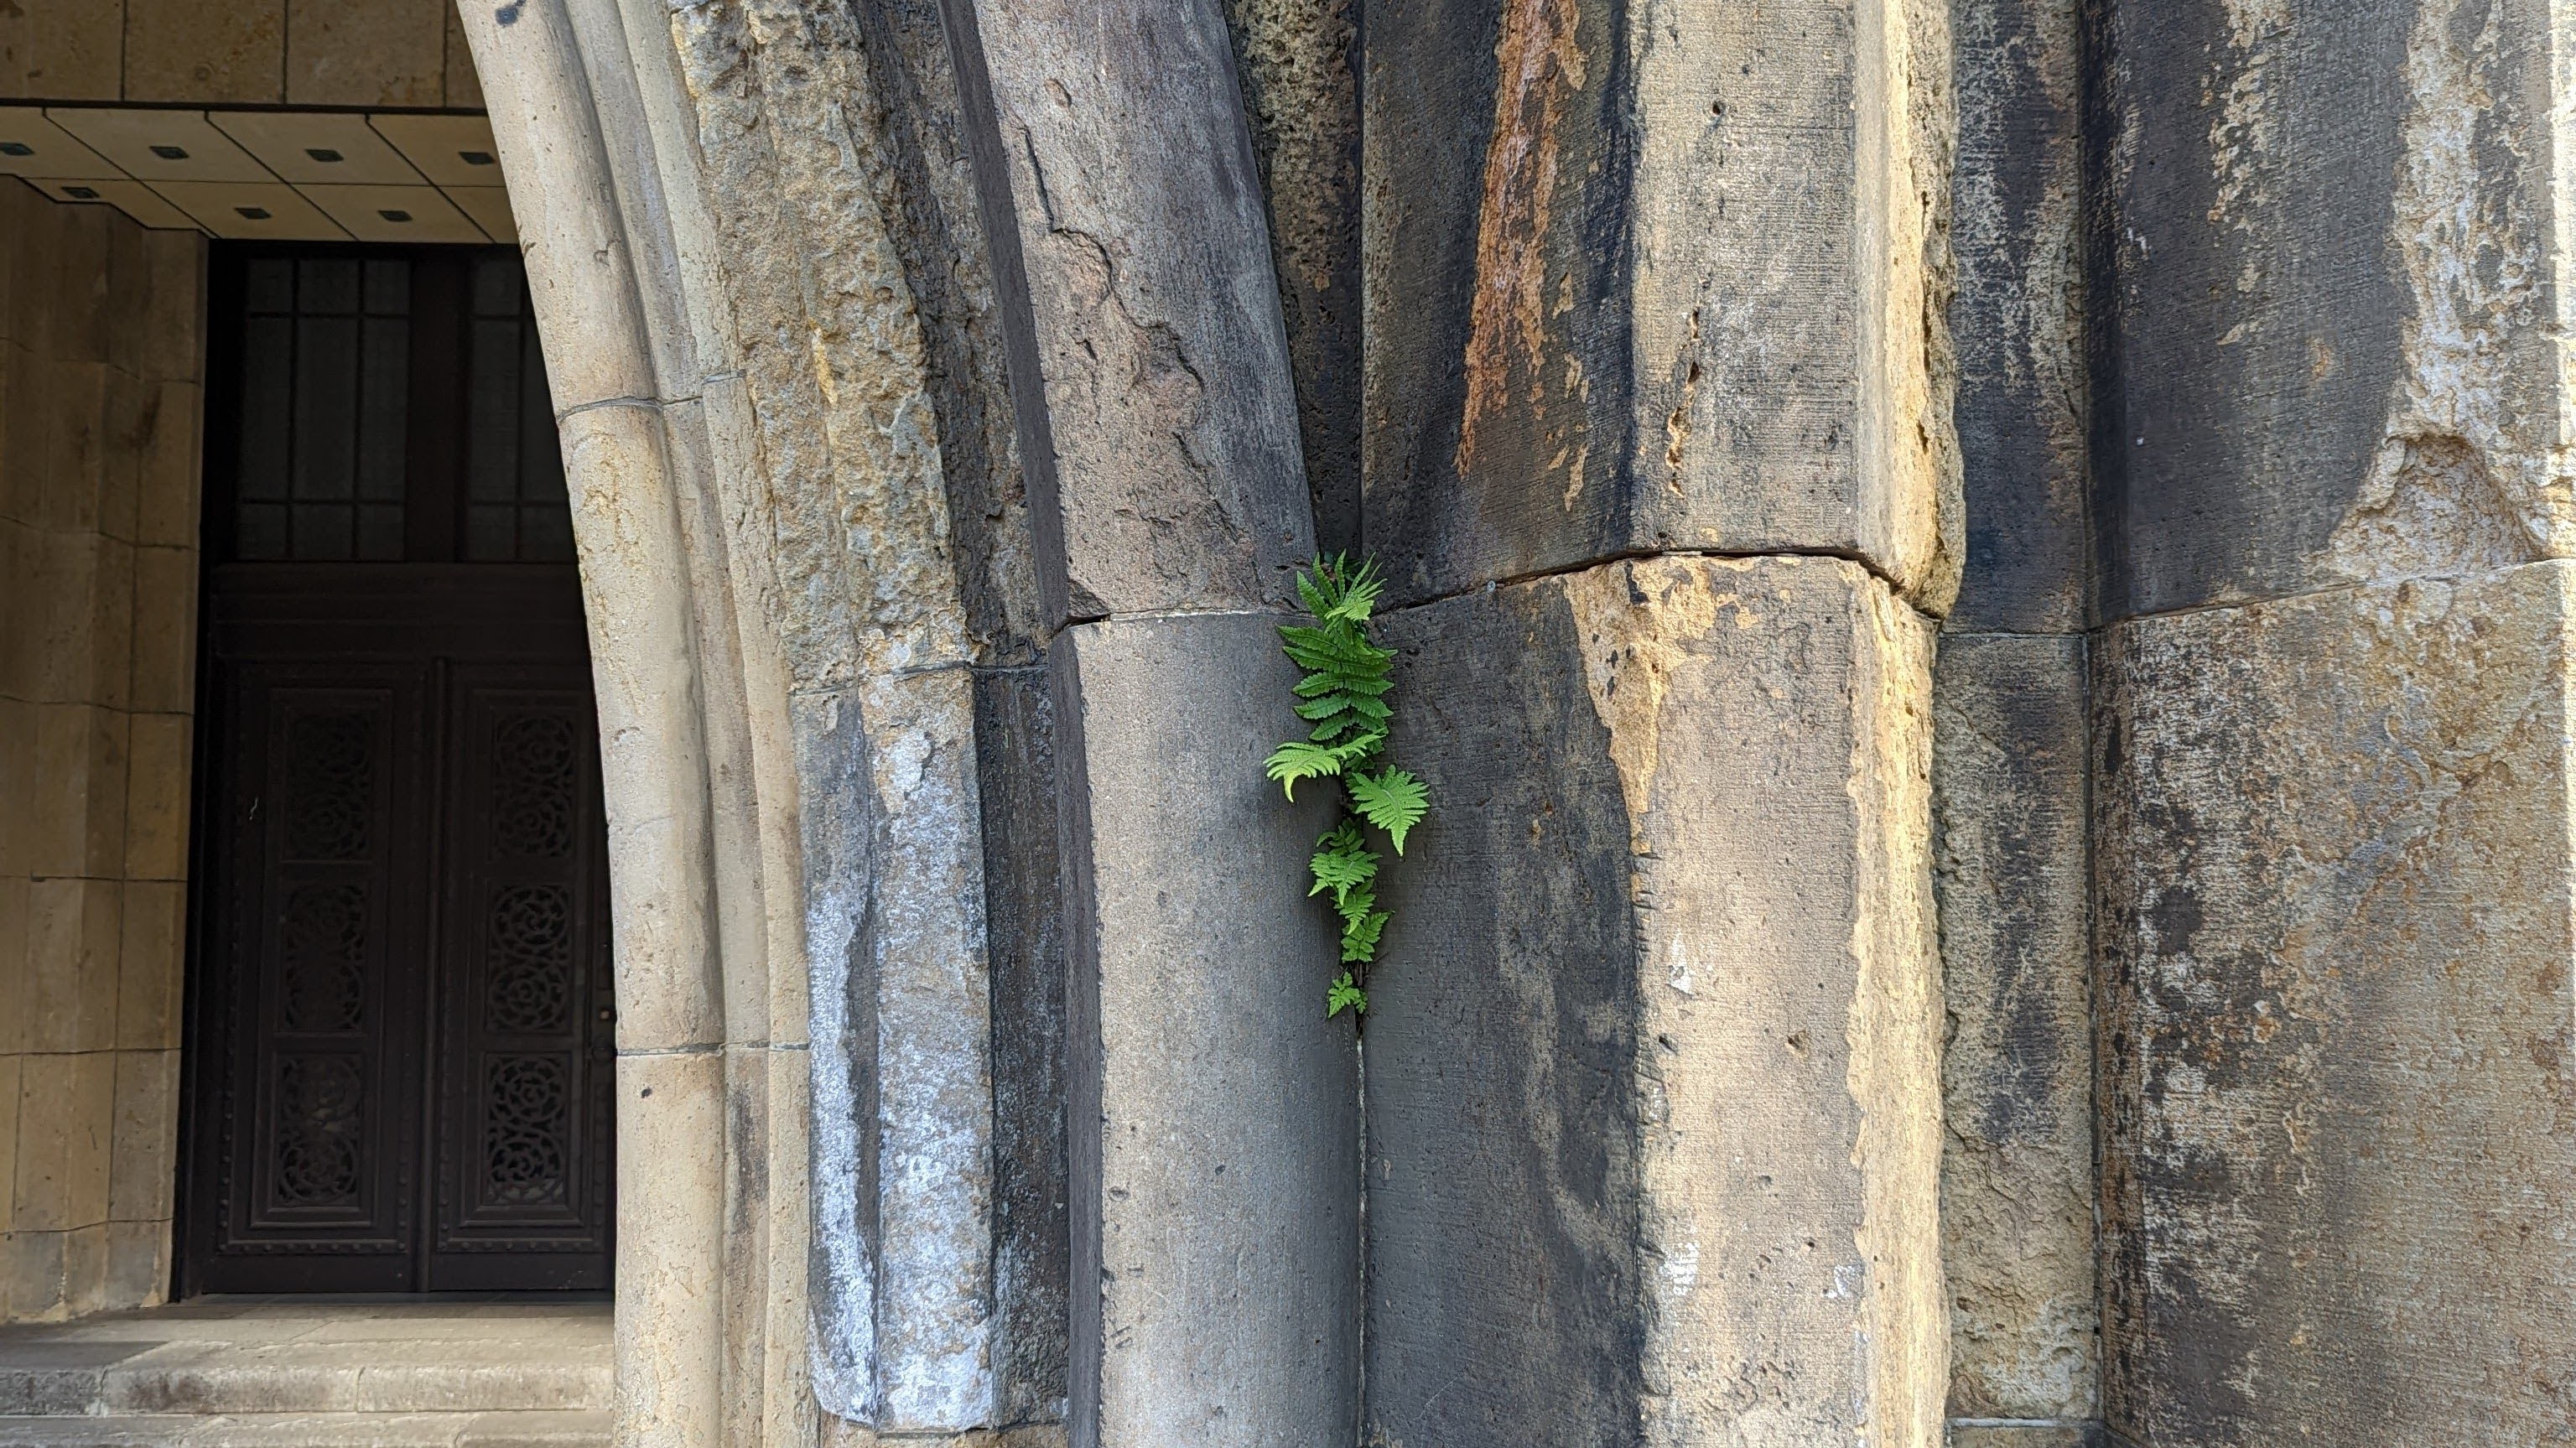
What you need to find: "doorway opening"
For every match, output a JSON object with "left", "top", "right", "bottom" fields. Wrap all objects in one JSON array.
[{"left": 177, "top": 246, "right": 615, "bottom": 1295}]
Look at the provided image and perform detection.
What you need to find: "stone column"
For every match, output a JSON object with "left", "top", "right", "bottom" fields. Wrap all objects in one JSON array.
[
  {"left": 2092, "top": 0, "right": 2576, "bottom": 1440},
  {"left": 1358, "top": 0, "right": 1955, "bottom": 1441},
  {"left": 942, "top": 2, "right": 1360, "bottom": 1444}
]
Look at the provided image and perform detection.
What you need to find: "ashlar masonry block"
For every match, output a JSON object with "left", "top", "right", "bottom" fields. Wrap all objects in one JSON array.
[
  {"left": 2095, "top": 558, "right": 2576, "bottom": 1444},
  {"left": 1365, "top": 554, "right": 1944, "bottom": 1447},
  {"left": 1363, "top": 0, "right": 1961, "bottom": 610}
]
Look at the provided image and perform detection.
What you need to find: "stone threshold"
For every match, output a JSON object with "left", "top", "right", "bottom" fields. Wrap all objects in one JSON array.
[{"left": 0, "top": 1299, "right": 610, "bottom": 1446}]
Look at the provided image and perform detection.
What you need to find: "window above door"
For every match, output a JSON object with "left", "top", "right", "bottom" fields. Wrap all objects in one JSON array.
[{"left": 212, "top": 246, "right": 572, "bottom": 566}]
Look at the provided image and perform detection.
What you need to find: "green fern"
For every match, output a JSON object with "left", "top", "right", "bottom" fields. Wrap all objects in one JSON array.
[{"left": 1270, "top": 554, "right": 1429, "bottom": 1019}]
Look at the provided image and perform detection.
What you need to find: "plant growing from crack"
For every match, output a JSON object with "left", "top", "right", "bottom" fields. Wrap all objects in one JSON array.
[{"left": 1265, "top": 554, "right": 1429, "bottom": 1018}]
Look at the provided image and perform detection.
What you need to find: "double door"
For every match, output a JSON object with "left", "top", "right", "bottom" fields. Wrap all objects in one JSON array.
[{"left": 186, "top": 569, "right": 615, "bottom": 1294}]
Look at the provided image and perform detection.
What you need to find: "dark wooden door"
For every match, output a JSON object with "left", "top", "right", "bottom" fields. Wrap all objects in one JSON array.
[{"left": 184, "top": 248, "right": 614, "bottom": 1295}]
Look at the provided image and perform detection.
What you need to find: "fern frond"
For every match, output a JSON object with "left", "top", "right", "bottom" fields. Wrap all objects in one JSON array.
[
  {"left": 1348, "top": 768, "right": 1430, "bottom": 854},
  {"left": 1265, "top": 740, "right": 1347, "bottom": 798},
  {"left": 1327, "top": 972, "right": 1367, "bottom": 1017},
  {"left": 1340, "top": 908, "right": 1389, "bottom": 963}
]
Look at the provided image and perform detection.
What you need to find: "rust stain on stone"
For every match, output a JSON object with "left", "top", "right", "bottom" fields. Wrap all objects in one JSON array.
[{"left": 1457, "top": 0, "right": 1584, "bottom": 481}]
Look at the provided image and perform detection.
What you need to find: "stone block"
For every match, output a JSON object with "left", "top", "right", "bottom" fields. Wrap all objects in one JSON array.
[
  {"left": 2095, "top": 0, "right": 2576, "bottom": 620},
  {"left": 11, "top": 1051, "right": 115, "bottom": 1233},
  {"left": 103, "top": 1218, "right": 169, "bottom": 1310},
  {"left": 1219, "top": 0, "right": 1363, "bottom": 553},
  {"left": 1949, "top": 0, "right": 2084, "bottom": 633},
  {"left": 39, "top": 362, "right": 108, "bottom": 535},
  {"left": 0, "top": 702, "right": 28, "bottom": 875},
  {"left": 0, "top": 874, "right": 26, "bottom": 1054},
  {"left": 1935, "top": 633, "right": 2096, "bottom": 1420},
  {"left": 0, "top": 1054, "right": 16, "bottom": 1233},
  {"left": 29, "top": 704, "right": 127, "bottom": 879},
  {"left": 134, "top": 386, "right": 203, "bottom": 548},
  {"left": 129, "top": 548, "right": 196, "bottom": 714},
  {"left": 106, "top": 1048, "right": 175, "bottom": 1222},
  {"left": 137, "top": 236, "right": 204, "bottom": 387},
  {"left": 444, "top": 3, "right": 484, "bottom": 111},
  {"left": 612, "top": 1049, "right": 724, "bottom": 1447},
  {"left": 0, "top": 520, "right": 31, "bottom": 694},
  {"left": 0, "top": 0, "right": 122, "bottom": 101},
  {"left": 284, "top": 0, "right": 445, "bottom": 106},
  {"left": 1048, "top": 611, "right": 1358, "bottom": 1448},
  {"left": 795, "top": 666, "right": 994, "bottom": 1430},
  {"left": 1361, "top": 0, "right": 1959, "bottom": 611},
  {"left": 121, "top": 712, "right": 190, "bottom": 882},
  {"left": 974, "top": 665, "right": 1069, "bottom": 1427},
  {"left": 122, "top": 0, "right": 286, "bottom": 103},
  {"left": 115, "top": 880, "right": 182, "bottom": 1051},
  {"left": 943, "top": 0, "right": 1317, "bottom": 625},
  {"left": 1365, "top": 554, "right": 1944, "bottom": 1446},
  {"left": 23, "top": 877, "right": 120, "bottom": 1055},
  {"left": 1948, "top": 1426, "right": 2097, "bottom": 1448},
  {"left": 2095, "top": 559, "right": 2576, "bottom": 1441}
]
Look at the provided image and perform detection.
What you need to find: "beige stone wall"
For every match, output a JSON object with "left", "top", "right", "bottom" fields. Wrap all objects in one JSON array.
[
  {"left": 0, "top": 0, "right": 480, "bottom": 108},
  {"left": 0, "top": 179, "right": 205, "bottom": 1321}
]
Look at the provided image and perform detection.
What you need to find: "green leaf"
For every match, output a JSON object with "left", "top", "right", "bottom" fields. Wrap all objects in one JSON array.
[
  {"left": 1340, "top": 908, "right": 1389, "bottom": 963},
  {"left": 1264, "top": 740, "right": 1347, "bottom": 798},
  {"left": 1327, "top": 972, "right": 1367, "bottom": 1017},
  {"left": 1308, "top": 828, "right": 1379, "bottom": 907},
  {"left": 1349, "top": 767, "right": 1431, "bottom": 854}
]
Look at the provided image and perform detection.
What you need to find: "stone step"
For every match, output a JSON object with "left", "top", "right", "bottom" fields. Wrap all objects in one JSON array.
[
  {"left": 0, "top": 1342, "right": 612, "bottom": 1416},
  {"left": 0, "top": 1409, "right": 610, "bottom": 1446}
]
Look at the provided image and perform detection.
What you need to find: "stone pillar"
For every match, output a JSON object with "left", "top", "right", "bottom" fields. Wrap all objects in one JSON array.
[
  {"left": 2092, "top": 0, "right": 2576, "bottom": 1440},
  {"left": 1936, "top": 0, "right": 2098, "bottom": 1444},
  {"left": 1358, "top": 0, "right": 1955, "bottom": 1440},
  {"left": 0, "top": 181, "right": 203, "bottom": 1323},
  {"left": 942, "top": 1, "right": 1359, "bottom": 1443}
]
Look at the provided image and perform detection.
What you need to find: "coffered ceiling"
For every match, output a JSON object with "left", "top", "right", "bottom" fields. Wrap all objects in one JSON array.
[{"left": 0, "top": 105, "right": 512, "bottom": 244}]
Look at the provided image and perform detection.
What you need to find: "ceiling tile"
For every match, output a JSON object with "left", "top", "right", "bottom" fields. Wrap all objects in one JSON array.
[
  {"left": 367, "top": 112, "right": 507, "bottom": 188},
  {"left": 0, "top": 107, "right": 117, "bottom": 179},
  {"left": 210, "top": 111, "right": 426, "bottom": 185},
  {"left": 444, "top": 186, "right": 516, "bottom": 243},
  {"left": 149, "top": 180, "right": 348, "bottom": 241},
  {"left": 302, "top": 183, "right": 486, "bottom": 243},
  {"left": 23, "top": 179, "right": 202, "bottom": 232},
  {"left": 46, "top": 109, "right": 276, "bottom": 184}
]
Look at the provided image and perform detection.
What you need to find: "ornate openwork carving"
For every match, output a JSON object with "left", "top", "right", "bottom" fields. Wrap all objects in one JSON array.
[
  {"left": 483, "top": 1056, "right": 570, "bottom": 1207},
  {"left": 278, "top": 884, "right": 367, "bottom": 1033},
  {"left": 487, "top": 884, "right": 574, "bottom": 1034},
  {"left": 273, "top": 1054, "right": 366, "bottom": 1208},
  {"left": 283, "top": 712, "right": 375, "bottom": 860},
  {"left": 492, "top": 714, "right": 578, "bottom": 858}
]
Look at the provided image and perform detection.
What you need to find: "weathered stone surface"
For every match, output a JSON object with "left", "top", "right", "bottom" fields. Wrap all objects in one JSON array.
[
  {"left": 1366, "top": 554, "right": 1943, "bottom": 1446},
  {"left": 1935, "top": 634, "right": 2095, "bottom": 1422},
  {"left": 974, "top": 667, "right": 1069, "bottom": 1430},
  {"left": 1049, "top": 613, "right": 1357, "bottom": 1448},
  {"left": 942, "top": 0, "right": 1317, "bottom": 625},
  {"left": 1362, "top": 0, "right": 1961, "bottom": 610},
  {"left": 1949, "top": 0, "right": 2085, "bottom": 633},
  {"left": 849, "top": 0, "right": 1044, "bottom": 666},
  {"left": 0, "top": 2, "right": 121, "bottom": 101},
  {"left": 122, "top": 0, "right": 285, "bottom": 103},
  {"left": 1949, "top": 1426, "right": 2097, "bottom": 1448},
  {"left": 1221, "top": 0, "right": 1362, "bottom": 555},
  {"left": 2095, "top": 559, "right": 2576, "bottom": 1443},
  {"left": 796, "top": 667, "right": 995, "bottom": 1431},
  {"left": 283, "top": 0, "right": 445, "bottom": 106},
  {"left": 2095, "top": 0, "right": 2576, "bottom": 620}
]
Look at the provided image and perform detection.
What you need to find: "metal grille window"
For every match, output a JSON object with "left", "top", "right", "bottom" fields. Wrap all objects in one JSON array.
[
  {"left": 219, "top": 247, "right": 570, "bottom": 565},
  {"left": 465, "top": 255, "right": 573, "bottom": 563},
  {"left": 235, "top": 257, "right": 411, "bottom": 560}
]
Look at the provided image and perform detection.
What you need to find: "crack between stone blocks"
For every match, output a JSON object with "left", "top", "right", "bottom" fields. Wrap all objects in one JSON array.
[{"left": 1377, "top": 544, "right": 1935, "bottom": 621}]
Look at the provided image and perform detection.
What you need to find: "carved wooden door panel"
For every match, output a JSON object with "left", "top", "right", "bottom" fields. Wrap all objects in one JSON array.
[
  {"left": 184, "top": 246, "right": 611, "bottom": 1295},
  {"left": 428, "top": 673, "right": 615, "bottom": 1289}
]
